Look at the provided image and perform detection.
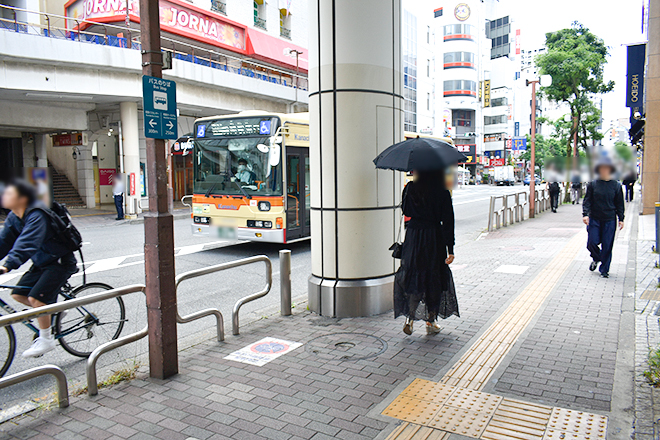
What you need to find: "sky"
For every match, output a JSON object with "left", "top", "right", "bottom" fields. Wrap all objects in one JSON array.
[{"left": 509, "top": 0, "right": 646, "bottom": 126}]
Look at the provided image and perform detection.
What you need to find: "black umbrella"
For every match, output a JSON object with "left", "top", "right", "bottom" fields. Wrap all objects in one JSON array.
[{"left": 373, "top": 137, "right": 467, "bottom": 172}]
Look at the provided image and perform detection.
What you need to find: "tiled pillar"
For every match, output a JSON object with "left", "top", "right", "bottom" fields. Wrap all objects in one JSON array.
[
  {"left": 643, "top": 0, "right": 660, "bottom": 214},
  {"left": 120, "top": 102, "right": 142, "bottom": 216},
  {"left": 308, "top": 0, "right": 403, "bottom": 317},
  {"left": 76, "top": 138, "right": 96, "bottom": 208}
]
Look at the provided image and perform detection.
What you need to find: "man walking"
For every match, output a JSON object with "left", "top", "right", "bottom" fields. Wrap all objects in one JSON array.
[
  {"left": 548, "top": 180, "right": 560, "bottom": 213},
  {"left": 582, "top": 158, "right": 625, "bottom": 278},
  {"left": 112, "top": 173, "right": 125, "bottom": 220},
  {"left": 623, "top": 171, "right": 636, "bottom": 202},
  {"left": 0, "top": 180, "right": 78, "bottom": 357}
]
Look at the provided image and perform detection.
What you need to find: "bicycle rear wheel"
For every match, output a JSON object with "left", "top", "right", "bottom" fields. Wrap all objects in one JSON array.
[
  {"left": 0, "top": 325, "right": 16, "bottom": 377},
  {"left": 55, "top": 283, "right": 126, "bottom": 358}
]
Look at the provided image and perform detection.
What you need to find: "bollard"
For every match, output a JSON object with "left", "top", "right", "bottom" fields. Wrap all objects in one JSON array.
[{"left": 280, "top": 250, "right": 292, "bottom": 316}]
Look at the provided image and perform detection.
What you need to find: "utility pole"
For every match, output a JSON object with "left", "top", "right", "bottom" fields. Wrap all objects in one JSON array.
[
  {"left": 526, "top": 74, "right": 552, "bottom": 219},
  {"left": 140, "top": 0, "right": 178, "bottom": 379}
]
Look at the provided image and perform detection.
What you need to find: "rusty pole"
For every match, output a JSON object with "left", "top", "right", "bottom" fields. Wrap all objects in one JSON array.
[{"left": 139, "top": 0, "right": 178, "bottom": 379}]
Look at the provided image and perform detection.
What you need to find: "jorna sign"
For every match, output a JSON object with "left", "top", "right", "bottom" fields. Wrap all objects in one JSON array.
[{"left": 65, "top": 0, "right": 246, "bottom": 52}]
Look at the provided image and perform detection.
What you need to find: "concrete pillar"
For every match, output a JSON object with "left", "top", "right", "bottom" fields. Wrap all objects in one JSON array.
[
  {"left": 308, "top": 0, "right": 403, "bottom": 317},
  {"left": 120, "top": 102, "right": 142, "bottom": 216},
  {"left": 34, "top": 135, "right": 47, "bottom": 168},
  {"left": 643, "top": 0, "right": 660, "bottom": 214},
  {"left": 77, "top": 136, "right": 96, "bottom": 208}
]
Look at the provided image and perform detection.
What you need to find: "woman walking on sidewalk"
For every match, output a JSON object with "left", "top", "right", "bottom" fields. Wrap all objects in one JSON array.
[
  {"left": 393, "top": 170, "right": 459, "bottom": 335},
  {"left": 583, "top": 157, "right": 625, "bottom": 278}
]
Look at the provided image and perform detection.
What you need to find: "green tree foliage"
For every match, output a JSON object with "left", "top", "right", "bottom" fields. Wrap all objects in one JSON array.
[
  {"left": 614, "top": 140, "right": 633, "bottom": 163},
  {"left": 535, "top": 22, "right": 614, "bottom": 158}
]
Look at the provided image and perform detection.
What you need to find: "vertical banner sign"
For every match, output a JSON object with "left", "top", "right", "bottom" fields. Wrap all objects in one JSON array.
[
  {"left": 515, "top": 29, "right": 521, "bottom": 55},
  {"left": 483, "top": 80, "right": 491, "bottom": 107},
  {"left": 514, "top": 122, "right": 520, "bottom": 137},
  {"left": 626, "top": 44, "right": 646, "bottom": 110},
  {"left": 478, "top": 81, "right": 483, "bottom": 101}
]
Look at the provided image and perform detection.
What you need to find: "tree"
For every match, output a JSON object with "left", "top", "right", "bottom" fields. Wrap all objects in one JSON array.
[
  {"left": 536, "top": 22, "right": 614, "bottom": 159},
  {"left": 519, "top": 134, "right": 565, "bottom": 174}
]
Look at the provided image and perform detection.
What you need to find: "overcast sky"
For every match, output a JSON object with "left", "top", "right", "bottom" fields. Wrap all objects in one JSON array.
[{"left": 510, "top": 0, "right": 646, "bottom": 126}]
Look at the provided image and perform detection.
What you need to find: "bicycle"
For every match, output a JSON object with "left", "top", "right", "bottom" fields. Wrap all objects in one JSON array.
[{"left": 0, "top": 280, "right": 127, "bottom": 377}]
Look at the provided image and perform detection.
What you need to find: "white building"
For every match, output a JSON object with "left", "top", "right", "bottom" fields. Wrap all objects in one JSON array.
[{"left": 0, "top": 0, "right": 309, "bottom": 210}]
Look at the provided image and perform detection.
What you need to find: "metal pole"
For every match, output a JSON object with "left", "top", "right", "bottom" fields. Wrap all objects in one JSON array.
[
  {"left": 529, "top": 80, "right": 537, "bottom": 218},
  {"left": 655, "top": 202, "right": 660, "bottom": 253},
  {"left": 280, "top": 250, "right": 292, "bottom": 316},
  {"left": 140, "top": 0, "right": 178, "bottom": 379}
]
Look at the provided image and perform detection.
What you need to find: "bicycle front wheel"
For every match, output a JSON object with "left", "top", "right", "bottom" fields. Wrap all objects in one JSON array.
[
  {"left": 0, "top": 325, "right": 16, "bottom": 377},
  {"left": 55, "top": 283, "right": 126, "bottom": 358}
]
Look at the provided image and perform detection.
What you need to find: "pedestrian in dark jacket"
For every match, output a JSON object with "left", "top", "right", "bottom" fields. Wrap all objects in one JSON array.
[
  {"left": 622, "top": 172, "right": 636, "bottom": 202},
  {"left": 582, "top": 158, "right": 625, "bottom": 278},
  {"left": 549, "top": 181, "right": 561, "bottom": 213},
  {"left": 0, "top": 179, "right": 78, "bottom": 358},
  {"left": 393, "top": 170, "right": 458, "bottom": 336}
]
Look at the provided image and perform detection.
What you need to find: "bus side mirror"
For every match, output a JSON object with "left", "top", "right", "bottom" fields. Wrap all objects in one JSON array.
[{"left": 270, "top": 144, "right": 281, "bottom": 166}]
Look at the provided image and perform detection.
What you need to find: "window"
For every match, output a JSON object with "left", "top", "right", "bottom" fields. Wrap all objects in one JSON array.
[
  {"left": 484, "top": 115, "right": 507, "bottom": 125},
  {"left": 486, "top": 15, "right": 511, "bottom": 59},
  {"left": 443, "top": 80, "right": 477, "bottom": 97},
  {"left": 211, "top": 0, "right": 226, "bottom": 14},
  {"left": 443, "top": 24, "right": 474, "bottom": 41},
  {"left": 403, "top": 10, "right": 418, "bottom": 132},
  {"left": 280, "top": 9, "right": 291, "bottom": 39},
  {"left": 452, "top": 110, "right": 474, "bottom": 127},
  {"left": 427, "top": 59, "right": 430, "bottom": 77},
  {"left": 491, "top": 97, "right": 508, "bottom": 107},
  {"left": 254, "top": 0, "right": 266, "bottom": 30},
  {"left": 427, "top": 93, "right": 430, "bottom": 111},
  {"left": 443, "top": 52, "right": 475, "bottom": 69},
  {"left": 427, "top": 26, "right": 430, "bottom": 44}
]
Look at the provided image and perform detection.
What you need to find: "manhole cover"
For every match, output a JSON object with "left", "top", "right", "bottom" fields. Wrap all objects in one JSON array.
[{"left": 306, "top": 332, "right": 388, "bottom": 361}]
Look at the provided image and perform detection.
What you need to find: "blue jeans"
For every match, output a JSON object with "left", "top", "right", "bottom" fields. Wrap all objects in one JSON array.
[
  {"left": 114, "top": 194, "right": 124, "bottom": 219},
  {"left": 587, "top": 218, "right": 616, "bottom": 274}
]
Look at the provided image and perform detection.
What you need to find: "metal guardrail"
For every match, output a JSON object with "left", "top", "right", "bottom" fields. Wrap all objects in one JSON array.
[
  {"left": 487, "top": 191, "right": 528, "bottom": 232},
  {"left": 0, "top": 365, "right": 69, "bottom": 408},
  {"left": 0, "top": 284, "right": 145, "bottom": 402},
  {"left": 535, "top": 188, "right": 550, "bottom": 214},
  {"left": 181, "top": 195, "right": 193, "bottom": 208}
]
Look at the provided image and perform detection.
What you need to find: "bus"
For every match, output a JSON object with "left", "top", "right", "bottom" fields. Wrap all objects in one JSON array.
[
  {"left": 190, "top": 110, "right": 454, "bottom": 243},
  {"left": 191, "top": 111, "right": 310, "bottom": 243}
]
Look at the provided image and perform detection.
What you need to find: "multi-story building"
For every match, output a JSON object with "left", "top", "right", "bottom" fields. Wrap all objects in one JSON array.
[{"left": 0, "top": 0, "right": 308, "bottom": 211}]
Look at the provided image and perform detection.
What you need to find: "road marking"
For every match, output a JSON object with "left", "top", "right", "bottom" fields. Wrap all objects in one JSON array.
[
  {"left": 86, "top": 256, "right": 127, "bottom": 274},
  {"left": 384, "top": 231, "right": 605, "bottom": 440},
  {"left": 177, "top": 244, "right": 206, "bottom": 256},
  {"left": 453, "top": 197, "right": 492, "bottom": 206}
]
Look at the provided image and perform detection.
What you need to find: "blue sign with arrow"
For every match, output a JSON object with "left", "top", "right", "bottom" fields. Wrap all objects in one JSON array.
[{"left": 142, "top": 75, "right": 178, "bottom": 140}]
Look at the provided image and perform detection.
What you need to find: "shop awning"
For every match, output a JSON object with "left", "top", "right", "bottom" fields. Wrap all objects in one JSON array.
[{"left": 246, "top": 29, "right": 308, "bottom": 73}]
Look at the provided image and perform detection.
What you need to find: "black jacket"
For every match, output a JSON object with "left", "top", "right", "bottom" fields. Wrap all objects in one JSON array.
[
  {"left": 582, "top": 179, "right": 625, "bottom": 222},
  {"left": 0, "top": 202, "right": 73, "bottom": 271}
]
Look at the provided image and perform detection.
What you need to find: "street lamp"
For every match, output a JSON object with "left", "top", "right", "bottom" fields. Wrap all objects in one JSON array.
[
  {"left": 525, "top": 74, "right": 552, "bottom": 218},
  {"left": 289, "top": 49, "right": 303, "bottom": 106}
]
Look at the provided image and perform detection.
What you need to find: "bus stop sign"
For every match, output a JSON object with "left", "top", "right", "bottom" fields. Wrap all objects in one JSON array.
[{"left": 142, "top": 75, "right": 178, "bottom": 140}]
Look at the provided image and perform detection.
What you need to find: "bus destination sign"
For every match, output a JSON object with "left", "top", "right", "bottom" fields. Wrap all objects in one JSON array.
[{"left": 197, "top": 117, "right": 276, "bottom": 138}]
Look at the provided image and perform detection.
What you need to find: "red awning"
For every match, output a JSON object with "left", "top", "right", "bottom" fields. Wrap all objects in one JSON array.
[{"left": 246, "top": 29, "right": 308, "bottom": 73}]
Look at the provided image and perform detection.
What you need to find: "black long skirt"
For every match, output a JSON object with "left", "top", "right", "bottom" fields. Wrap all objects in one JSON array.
[{"left": 393, "top": 226, "right": 459, "bottom": 321}]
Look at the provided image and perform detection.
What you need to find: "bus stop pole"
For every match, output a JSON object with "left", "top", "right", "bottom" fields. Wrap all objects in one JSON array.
[{"left": 140, "top": 0, "right": 178, "bottom": 379}]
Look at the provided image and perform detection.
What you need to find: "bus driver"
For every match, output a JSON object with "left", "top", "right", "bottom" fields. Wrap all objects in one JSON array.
[{"left": 234, "top": 158, "right": 255, "bottom": 185}]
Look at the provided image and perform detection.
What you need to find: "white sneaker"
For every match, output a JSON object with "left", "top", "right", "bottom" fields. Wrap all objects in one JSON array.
[
  {"left": 22, "top": 337, "right": 56, "bottom": 358},
  {"left": 426, "top": 322, "right": 442, "bottom": 335}
]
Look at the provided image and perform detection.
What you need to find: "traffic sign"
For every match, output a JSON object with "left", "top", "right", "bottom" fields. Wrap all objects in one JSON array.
[{"left": 142, "top": 75, "right": 178, "bottom": 140}]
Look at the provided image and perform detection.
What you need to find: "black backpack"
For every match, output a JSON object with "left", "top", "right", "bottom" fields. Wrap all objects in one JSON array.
[{"left": 47, "top": 202, "right": 83, "bottom": 253}]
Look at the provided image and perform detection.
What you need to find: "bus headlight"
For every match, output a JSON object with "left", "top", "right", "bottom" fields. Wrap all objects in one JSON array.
[
  {"left": 258, "top": 201, "right": 271, "bottom": 211},
  {"left": 247, "top": 220, "right": 273, "bottom": 229}
]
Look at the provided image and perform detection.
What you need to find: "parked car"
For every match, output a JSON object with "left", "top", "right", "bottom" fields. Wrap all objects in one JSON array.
[{"left": 523, "top": 175, "right": 541, "bottom": 186}]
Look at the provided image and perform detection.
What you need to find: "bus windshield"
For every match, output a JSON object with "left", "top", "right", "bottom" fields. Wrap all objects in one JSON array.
[{"left": 194, "top": 136, "right": 283, "bottom": 197}]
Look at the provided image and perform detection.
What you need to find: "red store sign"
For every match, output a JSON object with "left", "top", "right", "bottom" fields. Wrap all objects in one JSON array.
[{"left": 489, "top": 158, "right": 505, "bottom": 167}]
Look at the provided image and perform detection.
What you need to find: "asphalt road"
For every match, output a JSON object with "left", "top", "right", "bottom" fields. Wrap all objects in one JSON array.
[{"left": 0, "top": 184, "right": 522, "bottom": 410}]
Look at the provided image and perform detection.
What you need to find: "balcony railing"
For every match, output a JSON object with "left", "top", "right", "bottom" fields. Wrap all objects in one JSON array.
[
  {"left": 280, "top": 27, "right": 291, "bottom": 39},
  {"left": 254, "top": 16, "right": 267, "bottom": 30},
  {"left": 0, "top": 4, "right": 308, "bottom": 93}
]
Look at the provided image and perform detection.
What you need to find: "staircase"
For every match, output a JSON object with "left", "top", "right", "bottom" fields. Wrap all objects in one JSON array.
[{"left": 49, "top": 163, "right": 86, "bottom": 208}]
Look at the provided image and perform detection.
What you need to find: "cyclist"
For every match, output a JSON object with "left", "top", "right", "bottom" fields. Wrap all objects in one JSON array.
[{"left": 0, "top": 179, "right": 78, "bottom": 358}]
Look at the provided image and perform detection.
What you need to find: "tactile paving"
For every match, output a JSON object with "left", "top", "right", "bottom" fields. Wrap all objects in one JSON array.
[
  {"left": 545, "top": 408, "right": 608, "bottom": 439},
  {"left": 382, "top": 395, "right": 443, "bottom": 426},
  {"left": 445, "top": 387, "right": 502, "bottom": 415},
  {"left": 401, "top": 379, "right": 455, "bottom": 404},
  {"left": 428, "top": 406, "right": 491, "bottom": 438}
]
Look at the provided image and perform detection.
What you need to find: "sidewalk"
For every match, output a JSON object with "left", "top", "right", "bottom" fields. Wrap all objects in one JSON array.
[{"left": 0, "top": 201, "right": 645, "bottom": 440}]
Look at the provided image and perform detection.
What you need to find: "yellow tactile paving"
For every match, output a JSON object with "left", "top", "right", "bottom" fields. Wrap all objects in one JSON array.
[{"left": 383, "top": 232, "right": 611, "bottom": 440}]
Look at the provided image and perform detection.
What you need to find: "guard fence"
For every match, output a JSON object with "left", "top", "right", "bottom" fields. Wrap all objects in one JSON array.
[
  {"left": 487, "top": 185, "right": 568, "bottom": 232},
  {"left": 0, "top": 252, "right": 292, "bottom": 403}
]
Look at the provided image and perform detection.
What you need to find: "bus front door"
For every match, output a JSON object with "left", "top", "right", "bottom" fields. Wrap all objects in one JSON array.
[{"left": 285, "top": 148, "right": 310, "bottom": 240}]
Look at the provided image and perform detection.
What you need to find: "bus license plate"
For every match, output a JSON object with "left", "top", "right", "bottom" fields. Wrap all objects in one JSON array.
[{"left": 217, "top": 226, "right": 237, "bottom": 239}]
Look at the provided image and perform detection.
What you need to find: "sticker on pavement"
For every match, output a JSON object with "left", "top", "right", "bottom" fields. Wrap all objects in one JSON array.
[{"left": 224, "top": 337, "right": 302, "bottom": 367}]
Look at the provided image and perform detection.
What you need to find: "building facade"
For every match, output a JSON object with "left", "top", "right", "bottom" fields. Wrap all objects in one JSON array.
[{"left": 0, "top": 0, "right": 309, "bottom": 211}]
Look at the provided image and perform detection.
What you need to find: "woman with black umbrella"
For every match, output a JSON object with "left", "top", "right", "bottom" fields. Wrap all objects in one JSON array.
[
  {"left": 374, "top": 136, "right": 463, "bottom": 335},
  {"left": 393, "top": 169, "right": 458, "bottom": 335}
]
